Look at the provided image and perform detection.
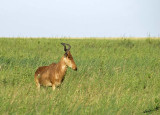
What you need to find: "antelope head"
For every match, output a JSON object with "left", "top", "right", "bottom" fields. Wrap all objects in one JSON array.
[{"left": 61, "top": 43, "right": 77, "bottom": 71}]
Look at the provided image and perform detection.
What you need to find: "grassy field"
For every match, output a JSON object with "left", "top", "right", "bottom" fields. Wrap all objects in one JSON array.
[{"left": 0, "top": 38, "right": 160, "bottom": 114}]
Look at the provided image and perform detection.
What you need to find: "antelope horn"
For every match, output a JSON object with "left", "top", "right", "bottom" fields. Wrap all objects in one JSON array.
[
  {"left": 65, "top": 44, "right": 71, "bottom": 51},
  {"left": 61, "top": 43, "right": 67, "bottom": 51},
  {"left": 61, "top": 43, "right": 71, "bottom": 52}
]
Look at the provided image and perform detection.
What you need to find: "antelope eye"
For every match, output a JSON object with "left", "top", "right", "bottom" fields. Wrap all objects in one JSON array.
[{"left": 68, "top": 56, "right": 72, "bottom": 59}]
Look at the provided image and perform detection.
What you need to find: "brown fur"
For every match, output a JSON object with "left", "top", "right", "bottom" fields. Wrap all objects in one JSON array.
[{"left": 34, "top": 51, "right": 77, "bottom": 91}]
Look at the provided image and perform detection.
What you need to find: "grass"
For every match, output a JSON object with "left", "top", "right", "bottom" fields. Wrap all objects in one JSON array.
[{"left": 0, "top": 38, "right": 160, "bottom": 114}]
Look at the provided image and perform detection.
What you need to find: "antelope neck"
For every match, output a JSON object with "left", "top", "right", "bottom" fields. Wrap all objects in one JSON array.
[{"left": 58, "top": 57, "right": 67, "bottom": 72}]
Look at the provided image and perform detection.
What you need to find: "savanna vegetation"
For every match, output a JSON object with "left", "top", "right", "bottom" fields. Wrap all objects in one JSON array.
[{"left": 0, "top": 38, "right": 160, "bottom": 114}]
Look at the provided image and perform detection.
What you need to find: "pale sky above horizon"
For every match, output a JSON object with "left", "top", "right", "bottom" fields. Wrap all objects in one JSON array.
[{"left": 0, "top": 0, "right": 160, "bottom": 38}]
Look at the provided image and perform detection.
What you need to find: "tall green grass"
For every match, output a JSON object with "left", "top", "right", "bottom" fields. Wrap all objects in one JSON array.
[{"left": 0, "top": 38, "right": 160, "bottom": 114}]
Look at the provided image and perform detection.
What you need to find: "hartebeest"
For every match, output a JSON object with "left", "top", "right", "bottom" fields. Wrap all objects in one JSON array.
[{"left": 34, "top": 43, "right": 77, "bottom": 91}]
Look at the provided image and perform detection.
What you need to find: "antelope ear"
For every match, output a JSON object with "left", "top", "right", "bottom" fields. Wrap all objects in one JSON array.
[{"left": 64, "top": 53, "right": 68, "bottom": 57}]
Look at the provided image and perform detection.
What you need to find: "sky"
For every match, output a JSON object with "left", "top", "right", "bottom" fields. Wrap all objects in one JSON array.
[{"left": 0, "top": 0, "right": 160, "bottom": 38}]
